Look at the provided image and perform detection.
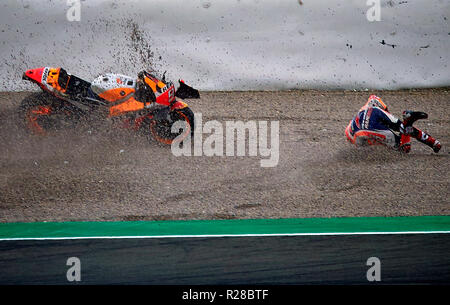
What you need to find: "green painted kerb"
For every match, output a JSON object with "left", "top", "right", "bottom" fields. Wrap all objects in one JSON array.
[{"left": 0, "top": 216, "right": 449, "bottom": 239}]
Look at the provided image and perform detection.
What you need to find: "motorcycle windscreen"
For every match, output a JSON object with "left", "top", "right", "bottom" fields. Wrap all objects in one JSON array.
[{"left": 175, "top": 80, "right": 200, "bottom": 99}]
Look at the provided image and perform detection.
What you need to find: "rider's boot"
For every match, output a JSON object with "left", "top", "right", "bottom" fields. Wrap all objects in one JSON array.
[
  {"left": 402, "top": 110, "right": 428, "bottom": 127},
  {"left": 401, "top": 110, "right": 441, "bottom": 153},
  {"left": 412, "top": 128, "right": 441, "bottom": 153}
]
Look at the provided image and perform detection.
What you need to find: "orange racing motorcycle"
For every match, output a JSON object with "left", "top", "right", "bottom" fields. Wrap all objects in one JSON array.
[{"left": 21, "top": 67, "right": 199, "bottom": 144}]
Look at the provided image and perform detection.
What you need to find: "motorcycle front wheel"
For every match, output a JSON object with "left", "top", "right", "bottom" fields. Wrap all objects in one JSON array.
[{"left": 149, "top": 107, "right": 194, "bottom": 145}]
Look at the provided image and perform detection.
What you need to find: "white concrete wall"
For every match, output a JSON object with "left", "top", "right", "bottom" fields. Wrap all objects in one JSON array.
[{"left": 1, "top": 0, "right": 449, "bottom": 91}]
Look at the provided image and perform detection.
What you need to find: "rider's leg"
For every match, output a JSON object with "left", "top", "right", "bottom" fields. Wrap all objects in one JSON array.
[
  {"left": 353, "top": 129, "right": 400, "bottom": 149},
  {"left": 402, "top": 111, "right": 441, "bottom": 153},
  {"left": 398, "top": 133, "right": 411, "bottom": 153},
  {"left": 364, "top": 107, "right": 405, "bottom": 151},
  {"left": 410, "top": 127, "right": 441, "bottom": 153}
]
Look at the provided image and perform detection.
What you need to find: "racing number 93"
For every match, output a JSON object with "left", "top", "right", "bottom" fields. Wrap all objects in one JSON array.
[
  {"left": 168, "top": 86, "right": 174, "bottom": 100},
  {"left": 161, "top": 83, "right": 175, "bottom": 101}
]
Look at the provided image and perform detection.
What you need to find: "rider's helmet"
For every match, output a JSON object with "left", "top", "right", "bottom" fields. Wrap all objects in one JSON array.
[{"left": 366, "top": 95, "right": 388, "bottom": 112}]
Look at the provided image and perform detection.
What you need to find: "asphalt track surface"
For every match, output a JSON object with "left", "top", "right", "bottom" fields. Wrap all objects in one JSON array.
[
  {"left": 0, "top": 233, "right": 449, "bottom": 285},
  {"left": 0, "top": 89, "right": 449, "bottom": 223}
]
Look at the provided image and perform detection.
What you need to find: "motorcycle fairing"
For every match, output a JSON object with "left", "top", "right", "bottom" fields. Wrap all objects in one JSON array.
[
  {"left": 90, "top": 73, "right": 136, "bottom": 101},
  {"left": 23, "top": 67, "right": 64, "bottom": 94},
  {"left": 170, "top": 100, "right": 188, "bottom": 110},
  {"left": 142, "top": 73, "right": 176, "bottom": 106},
  {"left": 109, "top": 98, "right": 144, "bottom": 117},
  {"left": 23, "top": 67, "right": 91, "bottom": 100},
  {"left": 23, "top": 67, "right": 197, "bottom": 117}
]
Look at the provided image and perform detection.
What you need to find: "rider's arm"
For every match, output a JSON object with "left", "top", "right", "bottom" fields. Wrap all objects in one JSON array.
[
  {"left": 378, "top": 109, "right": 402, "bottom": 132},
  {"left": 380, "top": 117, "right": 401, "bottom": 131}
]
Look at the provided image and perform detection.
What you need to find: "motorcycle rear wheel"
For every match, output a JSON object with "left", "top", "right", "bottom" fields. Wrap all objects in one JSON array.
[
  {"left": 19, "top": 92, "right": 82, "bottom": 134},
  {"left": 19, "top": 92, "right": 58, "bottom": 135}
]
